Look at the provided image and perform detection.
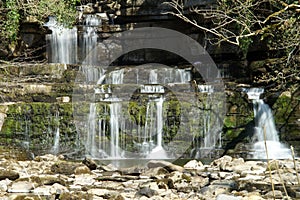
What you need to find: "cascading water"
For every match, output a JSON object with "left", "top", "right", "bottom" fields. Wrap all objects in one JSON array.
[
  {"left": 110, "top": 102, "right": 122, "bottom": 158},
  {"left": 247, "top": 88, "right": 292, "bottom": 159},
  {"left": 51, "top": 112, "right": 60, "bottom": 155},
  {"left": 86, "top": 103, "right": 97, "bottom": 157},
  {"left": 45, "top": 17, "right": 78, "bottom": 64},
  {"left": 147, "top": 96, "right": 168, "bottom": 159},
  {"left": 82, "top": 66, "right": 195, "bottom": 159},
  {"left": 191, "top": 84, "right": 223, "bottom": 158},
  {"left": 79, "top": 14, "right": 101, "bottom": 64},
  {"left": 46, "top": 14, "right": 102, "bottom": 65}
]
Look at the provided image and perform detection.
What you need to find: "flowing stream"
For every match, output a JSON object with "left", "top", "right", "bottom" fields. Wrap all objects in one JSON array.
[
  {"left": 247, "top": 88, "right": 291, "bottom": 159},
  {"left": 46, "top": 14, "right": 223, "bottom": 159}
]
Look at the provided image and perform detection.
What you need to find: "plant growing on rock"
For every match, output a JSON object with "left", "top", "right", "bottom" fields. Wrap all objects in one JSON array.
[{"left": 0, "top": 0, "right": 80, "bottom": 56}]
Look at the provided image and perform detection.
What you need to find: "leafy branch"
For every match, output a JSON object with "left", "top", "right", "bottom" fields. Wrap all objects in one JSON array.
[
  {"left": 164, "top": 0, "right": 300, "bottom": 56},
  {"left": 1, "top": 0, "right": 80, "bottom": 44}
]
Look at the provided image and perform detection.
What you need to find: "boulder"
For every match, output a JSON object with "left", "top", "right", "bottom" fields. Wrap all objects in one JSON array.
[
  {"left": 147, "top": 160, "right": 183, "bottom": 172},
  {"left": 38, "top": 175, "right": 64, "bottom": 185},
  {"left": 264, "top": 190, "right": 283, "bottom": 199},
  {"left": 34, "top": 154, "right": 60, "bottom": 162},
  {"left": 49, "top": 183, "right": 69, "bottom": 195},
  {"left": 74, "top": 165, "right": 91, "bottom": 175},
  {"left": 157, "top": 178, "right": 174, "bottom": 189},
  {"left": 142, "top": 167, "right": 169, "bottom": 178},
  {"left": 33, "top": 185, "right": 52, "bottom": 196},
  {"left": 87, "top": 188, "right": 118, "bottom": 198},
  {"left": 59, "top": 191, "right": 93, "bottom": 200},
  {"left": 211, "top": 155, "right": 233, "bottom": 171},
  {"left": 183, "top": 160, "right": 203, "bottom": 169},
  {"left": 119, "top": 166, "right": 143, "bottom": 176},
  {"left": 50, "top": 161, "right": 83, "bottom": 175},
  {"left": 82, "top": 157, "right": 97, "bottom": 170},
  {"left": 0, "top": 179, "right": 11, "bottom": 192},
  {"left": 135, "top": 187, "right": 158, "bottom": 198},
  {"left": 0, "top": 170, "right": 19, "bottom": 181},
  {"left": 8, "top": 181, "right": 35, "bottom": 193},
  {"left": 98, "top": 163, "right": 118, "bottom": 172}
]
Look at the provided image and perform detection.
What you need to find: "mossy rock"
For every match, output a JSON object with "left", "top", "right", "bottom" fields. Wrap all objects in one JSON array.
[
  {"left": 0, "top": 102, "right": 78, "bottom": 155},
  {"left": 273, "top": 90, "right": 300, "bottom": 141}
]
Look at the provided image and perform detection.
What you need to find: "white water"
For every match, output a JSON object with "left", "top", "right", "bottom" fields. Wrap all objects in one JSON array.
[
  {"left": 107, "top": 69, "right": 126, "bottom": 158},
  {"left": 149, "top": 69, "right": 158, "bottom": 84},
  {"left": 80, "top": 14, "right": 101, "bottom": 64},
  {"left": 198, "top": 85, "right": 214, "bottom": 93},
  {"left": 52, "top": 127, "right": 60, "bottom": 155},
  {"left": 110, "top": 102, "right": 122, "bottom": 158},
  {"left": 87, "top": 103, "right": 97, "bottom": 157},
  {"left": 247, "top": 88, "right": 291, "bottom": 159},
  {"left": 84, "top": 66, "right": 224, "bottom": 159},
  {"left": 147, "top": 96, "right": 169, "bottom": 159},
  {"left": 253, "top": 99, "right": 279, "bottom": 142},
  {"left": 84, "top": 67, "right": 194, "bottom": 159},
  {"left": 140, "top": 85, "right": 164, "bottom": 93},
  {"left": 46, "top": 14, "right": 102, "bottom": 65},
  {"left": 51, "top": 112, "right": 60, "bottom": 155},
  {"left": 190, "top": 84, "right": 222, "bottom": 158},
  {"left": 246, "top": 88, "right": 264, "bottom": 100},
  {"left": 45, "top": 17, "right": 78, "bottom": 64}
]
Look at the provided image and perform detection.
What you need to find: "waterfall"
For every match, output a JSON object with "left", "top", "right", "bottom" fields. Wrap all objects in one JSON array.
[
  {"left": 156, "top": 97, "right": 163, "bottom": 148},
  {"left": 149, "top": 69, "right": 158, "bottom": 84},
  {"left": 147, "top": 96, "right": 168, "bottom": 159},
  {"left": 51, "top": 112, "right": 60, "bottom": 155},
  {"left": 79, "top": 14, "right": 101, "bottom": 64},
  {"left": 52, "top": 127, "right": 60, "bottom": 155},
  {"left": 247, "top": 88, "right": 291, "bottom": 159},
  {"left": 46, "top": 14, "right": 102, "bottom": 65},
  {"left": 253, "top": 99, "right": 279, "bottom": 142},
  {"left": 198, "top": 85, "right": 214, "bottom": 93},
  {"left": 84, "top": 66, "right": 195, "bottom": 159},
  {"left": 107, "top": 69, "right": 124, "bottom": 84},
  {"left": 191, "top": 84, "right": 223, "bottom": 158},
  {"left": 86, "top": 103, "right": 97, "bottom": 157},
  {"left": 81, "top": 66, "right": 106, "bottom": 83},
  {"left": 45, "top": 17, "right": 78, "bottom": 64},
  {"left": 107, "top": 69, "right": 124, "bottom": 158},
  {"left": 110, "top": 102, "right": 122, "bottom": 158}
]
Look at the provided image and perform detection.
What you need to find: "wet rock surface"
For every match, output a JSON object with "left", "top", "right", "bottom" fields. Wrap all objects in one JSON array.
[{"left": 0, "top": 154, "right": 298, "bottom": 199}]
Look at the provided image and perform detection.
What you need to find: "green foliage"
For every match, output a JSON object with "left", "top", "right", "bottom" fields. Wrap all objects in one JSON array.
[
  {"left": 239, "top": 36, "right": 253, "bottom": 58},
  {"left": 4, "top": 0, "right": 20, "bottom": 41},
  {"left": 1, "top": 0, "right": 80, "bottom": 43}
]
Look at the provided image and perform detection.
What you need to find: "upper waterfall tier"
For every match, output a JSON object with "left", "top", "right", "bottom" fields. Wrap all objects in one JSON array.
[
  {"left": 246, "top": 87, "right": 292, "bottom": 159},
  {"left": 245, "top": 88, "right": 264, "bottom": 100},
  {"left": 81, "top": 65, "right": 192, "bottom": 84}
]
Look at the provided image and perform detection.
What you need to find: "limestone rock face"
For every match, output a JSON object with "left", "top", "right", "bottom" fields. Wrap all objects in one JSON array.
[{"left": 0, "top": 0, "right": 299, "bottom": 161}]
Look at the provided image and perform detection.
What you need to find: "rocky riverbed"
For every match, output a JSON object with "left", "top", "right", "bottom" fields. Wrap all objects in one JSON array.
[{"left": 0, "top": 154, "right": 299, "bottom": 200}]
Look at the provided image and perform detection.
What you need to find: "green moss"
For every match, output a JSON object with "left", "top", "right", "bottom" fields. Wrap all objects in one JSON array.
[
  {"left": 128, "top": 101, "right": 147, "bottom": 125},
  {"left": 0, "top": 102, "right": 77, "bottom": 153},
  {"left": 273, "top": 95, "right": 293, "bottom": 124},
  {"left": 181, "top": 173, "right": 191, "bottom": 182},
  {"left": 224, "top": 116, "right": 235, "bottom": 128}
]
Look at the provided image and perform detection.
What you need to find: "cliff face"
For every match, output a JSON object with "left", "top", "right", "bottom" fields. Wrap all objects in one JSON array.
[{"left": 0, "top": 0, "right": 299, "bottom": 158}]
